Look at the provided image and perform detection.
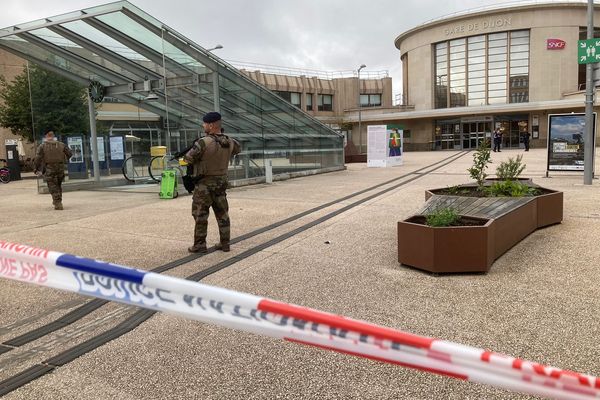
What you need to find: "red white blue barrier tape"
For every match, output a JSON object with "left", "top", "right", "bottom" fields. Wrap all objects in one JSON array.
[{"left": 1, "top": 240, "right": 598, "bottom": 399}]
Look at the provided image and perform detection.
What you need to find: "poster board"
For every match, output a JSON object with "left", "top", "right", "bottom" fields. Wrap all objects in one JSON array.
[
  {"left": 547, "top": 113, "right": 596, "bottom": 171},
  {"left": 367, "top": 125, "right": 403, "bottom": 168},
  {"left": 67, "top": 135, "right": 87, "bottom": 179},
  {"left": 109, "top": 136, "right": 125, "bottom": 161},
  {"left": 67, "top": 136, "right": 83, "bottom": 163}
]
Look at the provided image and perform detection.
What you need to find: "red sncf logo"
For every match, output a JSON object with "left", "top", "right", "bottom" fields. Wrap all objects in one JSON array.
[{"left": 547, "top": 39, "right": 566, "bottom": 50}]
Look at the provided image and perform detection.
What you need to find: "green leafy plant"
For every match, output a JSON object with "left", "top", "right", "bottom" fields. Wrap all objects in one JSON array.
[
  {"left": 496, "top": 155, "right": 526, "bottom": 180},
  {"left": 485, "top": 180, "right": 540, "bottom": 197},
  {"left": 426, "top": 207, "right": 460, "bottom": 227},
  {"left": 446, "top": 185, "right": 470, "bottom": 195},
  {"left": 467, "top": 141, "right": 491, "bottom": 189}
]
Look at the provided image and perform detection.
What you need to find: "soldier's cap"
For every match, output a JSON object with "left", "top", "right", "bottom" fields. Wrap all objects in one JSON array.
[{"left": 202, "top": 112, "right": 221, "bottom": 123}]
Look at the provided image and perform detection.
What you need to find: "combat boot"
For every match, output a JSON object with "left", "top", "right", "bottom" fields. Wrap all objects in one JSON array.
[
  {"left": 215, "top": 242, "right": 230, "bottom": 252},
  {"left": 188, "top": 242, "right": 208, "bottom": 253},
  {"left": 54, "top": 202, "right": 63, "bottom": 210}
]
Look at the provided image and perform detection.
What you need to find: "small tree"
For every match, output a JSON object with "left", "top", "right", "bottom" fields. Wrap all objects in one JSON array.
[
  {"left": 467, "top": 140, "right": 491, "bottom": 189},
  {"left": 0, "top": 65, "right": 88, "bottom": 142}
]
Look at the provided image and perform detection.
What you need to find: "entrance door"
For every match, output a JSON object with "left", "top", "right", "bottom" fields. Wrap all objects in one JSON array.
[{"left": 462, "top": 121, "right": 491, "bottom": 149}]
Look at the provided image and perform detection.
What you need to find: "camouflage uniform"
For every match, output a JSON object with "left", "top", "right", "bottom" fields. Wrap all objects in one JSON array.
[
  {"left": 184, "top": 133, "right": 241, "bottom": 252},
  {"left": 34, "top": 139, "right": 73, "bottom": 210}
]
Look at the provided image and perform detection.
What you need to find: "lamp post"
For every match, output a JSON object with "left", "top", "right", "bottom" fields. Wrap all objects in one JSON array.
[
  {"left": 207, "top": 44, "right": 223, "bottom": 52},
  {"left": 207, "top": 45, "right": 224, "bottom": 112},
  {"left": 357, "top": 64, "right": 366, "bottom": 154}
]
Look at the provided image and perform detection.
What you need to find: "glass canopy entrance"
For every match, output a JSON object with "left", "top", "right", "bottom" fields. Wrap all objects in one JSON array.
[{"left": 0, "top": 1, "right": 343, "bottom": 187}]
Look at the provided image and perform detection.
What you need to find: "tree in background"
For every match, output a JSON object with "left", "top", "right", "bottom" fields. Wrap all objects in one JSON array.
[{"left": 0, "top": 64, "right": 88, "bottom": 142}]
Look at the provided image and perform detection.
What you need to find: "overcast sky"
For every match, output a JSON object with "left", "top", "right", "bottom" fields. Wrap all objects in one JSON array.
[{"left": 1, "top": 0, "right": 525, "bottom": 95}]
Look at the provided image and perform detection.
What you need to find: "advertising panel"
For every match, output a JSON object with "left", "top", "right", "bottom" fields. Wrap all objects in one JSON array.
[
  {"left": 109, "top": 136, "right": 125, "bottom": 160},
  {"left": 97, "top": 137, "right": 106, "bottom": 162},
  {"left": 67, "top": 136, "right": 83, "bottom": 163},
  {"left": 547, "top": 113, "right": 596, "bottom": 171},
  {"left": 367, "top": 125, "right": 403, "bottom": 168}
]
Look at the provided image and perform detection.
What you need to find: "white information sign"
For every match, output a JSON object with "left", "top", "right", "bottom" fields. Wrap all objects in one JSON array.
[
  {"left": 367, "top": 125, "right": 404, "bottom": 168},
  {"left": 109, "top": 136, "right": 125, "bottom": 160},
  {"left": 67, "top": 137, "right": 83, "bottom": 163},
  {"left": 97, "top": 137, "right": 106, "bottom": 162}
]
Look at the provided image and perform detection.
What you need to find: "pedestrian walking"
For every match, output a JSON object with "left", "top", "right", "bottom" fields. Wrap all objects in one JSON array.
[
  {"left": 34, "top": 129, "right": 73, "bottom": 210},
  {"left": 184, "top": 112, "right": 241, "bottom": 253}
]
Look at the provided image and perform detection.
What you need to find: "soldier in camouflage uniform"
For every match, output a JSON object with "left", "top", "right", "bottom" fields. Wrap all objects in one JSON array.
[
  {"left": 34, "top": 130, "right": 73, "bottom": 210},
  {"left": 184, "top": 112, "right": 241, "bottom": 253}
]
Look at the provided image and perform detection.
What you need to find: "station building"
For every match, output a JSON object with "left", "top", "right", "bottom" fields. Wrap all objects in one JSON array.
[
  {"left": 3, "top": 0, "right": 599, "bottom": 173},
  {"left": 346, "top": 1, "right": 600, "bottom": 152}
]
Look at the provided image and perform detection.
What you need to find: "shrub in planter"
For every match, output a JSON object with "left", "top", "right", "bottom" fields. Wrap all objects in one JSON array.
[
  {"left": 426, "top": 207, "right": 459, "bottom": 227},
  {"left": 484, "top": 180, "right": 540, "bottom": 197},
  {"left": 496, "top": 155, "right": 526, "bottom": 180}
]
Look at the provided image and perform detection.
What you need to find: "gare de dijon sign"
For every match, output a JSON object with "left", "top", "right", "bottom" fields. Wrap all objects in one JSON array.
[{"left": 443, "top": 17, "right": 512, "bottom": 36}]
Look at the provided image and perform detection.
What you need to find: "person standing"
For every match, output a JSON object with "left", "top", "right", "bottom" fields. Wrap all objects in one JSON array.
[
  {"left": 34, "top": 129, "right": 73, "bottom": 210},
  {"left": 493, "top": 128, "right": 502, "bottom": 152},
  {"left": 185, "top": 112, "right": 241, "bottom": 253},
  {"left": 522, "top": 131, "right": 531, "bottom": 151}
]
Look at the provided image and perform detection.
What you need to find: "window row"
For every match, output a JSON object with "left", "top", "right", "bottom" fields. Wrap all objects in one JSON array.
[
  {"left": 360, "top": 94, "right": 382, "bottom": 107},
  {"left": 434, "top": 30, "right": 529, "bottom": 108},
  {"left": 273, "top": 91, "right": 334, "bottom": 112}
]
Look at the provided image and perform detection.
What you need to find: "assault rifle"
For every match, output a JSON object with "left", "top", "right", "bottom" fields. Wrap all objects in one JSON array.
[{"left": 170, "top": 140, "right": 198, "bottom": 193}]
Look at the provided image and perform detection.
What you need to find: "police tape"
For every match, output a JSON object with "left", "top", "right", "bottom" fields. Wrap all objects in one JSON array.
[{"left": 0, "top": 240, "right": 598, "bottom": 400}]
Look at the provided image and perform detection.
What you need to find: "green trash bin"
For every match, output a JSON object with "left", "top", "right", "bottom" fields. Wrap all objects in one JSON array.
[{"left": 159, "top": 169, "right": 179, "bottom": 199}]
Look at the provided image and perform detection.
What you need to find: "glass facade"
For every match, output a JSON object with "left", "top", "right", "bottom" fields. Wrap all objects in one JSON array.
[
  {"left": 0, "top": 1, "right": 343, "bottom": 189},
  {"left": 434, "top": 30, "right": 530, "bottom": 108}
]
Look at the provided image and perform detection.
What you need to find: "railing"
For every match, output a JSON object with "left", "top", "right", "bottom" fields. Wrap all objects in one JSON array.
[
  {"left": 229, "top": 60, "right": 389, "bottom": 80},
  {"left": 393, "top": 93, "right": 412, "bottom": 107}
]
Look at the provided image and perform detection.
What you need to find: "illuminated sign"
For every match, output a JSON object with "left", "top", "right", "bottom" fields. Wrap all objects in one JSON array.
[{"left": 547, "top": 39, "right": 566, "bottom": 50}]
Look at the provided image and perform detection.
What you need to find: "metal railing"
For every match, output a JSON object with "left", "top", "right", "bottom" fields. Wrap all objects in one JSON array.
[{"left": 229, "top": 60, "right": 389, "bottom": 80}]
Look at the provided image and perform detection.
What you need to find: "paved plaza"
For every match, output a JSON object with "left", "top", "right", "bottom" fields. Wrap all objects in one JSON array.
[{"left": 1, "top": 148, "right": 600, "bottom": 399}]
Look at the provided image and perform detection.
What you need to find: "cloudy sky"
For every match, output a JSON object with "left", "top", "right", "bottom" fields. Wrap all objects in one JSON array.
[{"left": 1, "top": 0, "right": 521, "bottom": 95}]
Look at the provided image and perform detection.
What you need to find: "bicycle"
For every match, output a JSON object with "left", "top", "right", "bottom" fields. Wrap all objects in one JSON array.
[
  {"left": 121, "top": 155, "right": 152, "bottom": 182},
  {"left": 148, "top": 155, "right": 185, "bottom": 183},
  {"left": 0, "top": 159, "right": 9, "bottom": 184}
]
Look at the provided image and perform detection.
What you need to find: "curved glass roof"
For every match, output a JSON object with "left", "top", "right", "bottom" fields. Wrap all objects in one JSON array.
[{"left": 0, "top": 1, "right": 342, "bottom": 158}]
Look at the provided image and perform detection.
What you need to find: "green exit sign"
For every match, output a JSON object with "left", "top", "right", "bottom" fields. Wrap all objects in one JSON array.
[{"left": 578, "top": 39, "right": 600, "bottom": 64}]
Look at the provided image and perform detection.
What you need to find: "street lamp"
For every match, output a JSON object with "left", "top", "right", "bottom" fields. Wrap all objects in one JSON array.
[
  {"left": 206, "top": 44, "right": 223, "bottom": 52},
  {"left": 206, "top": 45, "right": 224, "bottom": 112},
  {"left": 357, "top": 64, "right": 366, "bottom": 154}
]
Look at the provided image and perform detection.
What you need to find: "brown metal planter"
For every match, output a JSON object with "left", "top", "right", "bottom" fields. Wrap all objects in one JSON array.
[
  {"left": 399, "top": 182, "right": 563, "bottom": 274},
  {"left": 397, "top": 216, "right": 493, "bottom": 273}
]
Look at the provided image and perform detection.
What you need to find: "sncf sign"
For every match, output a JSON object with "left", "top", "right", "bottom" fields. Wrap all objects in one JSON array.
[{"left": 547, "top": 39, "right": 566, "bottom": 50}]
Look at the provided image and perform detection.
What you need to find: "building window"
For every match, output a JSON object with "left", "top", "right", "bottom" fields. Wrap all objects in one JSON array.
[
  {"left": 467, "top": 35, "right": 486, "bottom": 106},
  {"left": 487, "top": 32, "right": 508, "bottom": 105},
  {"left": 318, "top": 94, "right": 333, "bottom": 111},
  {"left": 306, "top": 93, "right": 313, "bottom": 111},
  {"left": 509, "top": 30, "right": 529, "bottom": 103},
  {"left": 434, "top": 42, "right": 448, "bottom": 109},
  {"left": 360, "top": 94, "right": 382, "bottom": 107},
  {"left": 434, "top": 30, "right": 529, "bottom": 108},
  {"left": 449, "top": 38, "right": 466, "bottom": 107},
  {"left": 273, "top": 91, "right": 301, "bottom": 108}
]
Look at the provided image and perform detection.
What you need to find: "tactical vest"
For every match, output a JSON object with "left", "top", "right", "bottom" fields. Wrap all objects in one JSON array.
[
  {"left": 194, "top": 135, "right": 234, "bottom": 176},
  {"left": 43, "top": 142, "right": 67, "bottom": 164}
]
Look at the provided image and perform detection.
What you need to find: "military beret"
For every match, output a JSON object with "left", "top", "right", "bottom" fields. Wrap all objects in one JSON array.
[{"left": 202, "top": 112, "right": 221, "bottom": 123}]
